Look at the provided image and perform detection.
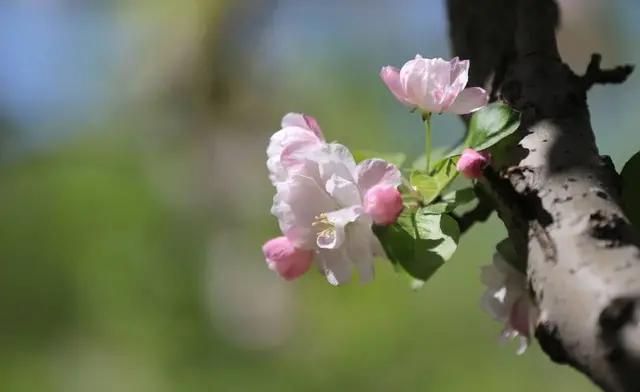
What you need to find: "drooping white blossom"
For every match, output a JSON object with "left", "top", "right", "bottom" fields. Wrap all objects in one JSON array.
[{"left": 480, "top": 251, "right": 538, "bottom": 354}]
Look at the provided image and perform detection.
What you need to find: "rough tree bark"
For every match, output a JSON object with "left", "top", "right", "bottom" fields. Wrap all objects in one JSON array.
[{"left": 446, "top": 0, "right": 639, "bottom": 391}]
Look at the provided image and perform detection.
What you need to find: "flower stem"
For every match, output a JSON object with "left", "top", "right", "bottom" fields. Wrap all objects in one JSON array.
[{"left": 422, "top": 112, "right": 432, "bottom": 173}]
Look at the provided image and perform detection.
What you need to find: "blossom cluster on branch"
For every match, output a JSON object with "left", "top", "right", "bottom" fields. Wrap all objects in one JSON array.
[{"left": 261, "top": 55, "right": 537, "bottom": 352}]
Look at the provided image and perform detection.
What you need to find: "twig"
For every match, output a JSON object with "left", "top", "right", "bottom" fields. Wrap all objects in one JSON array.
[{"left": 582, "top": 53, "right": 634, "bottom": 90}]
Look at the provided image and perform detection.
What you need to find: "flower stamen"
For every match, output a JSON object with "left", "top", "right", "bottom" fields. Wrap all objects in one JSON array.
[{"left": 313, "top": 213, "right": 337, "bottom": 245}]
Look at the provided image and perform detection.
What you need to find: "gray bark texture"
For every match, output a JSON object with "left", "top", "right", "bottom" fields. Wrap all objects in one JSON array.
[{"left": 446, "top": 0, "right": 639, "bottom": 391}]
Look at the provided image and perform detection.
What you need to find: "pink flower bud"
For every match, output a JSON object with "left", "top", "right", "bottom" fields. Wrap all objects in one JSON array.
[
  {"left": 262, "top": 236, "right": 314, "bottom": 280},
  {"left": 363, "top": 185, "right": 404, "bottom": 226},
  {"left": 456, "top": 148, "right": 491, "bottom": 179}
]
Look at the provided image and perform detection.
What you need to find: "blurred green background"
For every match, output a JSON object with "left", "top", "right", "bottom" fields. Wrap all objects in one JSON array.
[{"left": 0, "top": 1, "right": 637, "bottom": 391}]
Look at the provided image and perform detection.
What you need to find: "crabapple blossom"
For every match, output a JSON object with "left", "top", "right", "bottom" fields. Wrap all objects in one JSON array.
[
  {"left": 265, "top": 114, "right": 403, "bottom": 285},
  {"left": 456, "top": 148, "right": 491, "bottom": 179},
  {"left": 480, "top": 251, "right": 539, "bottom": 354},
  {"left": 380, "top": 55, "right": 488, "bottom": 114}
]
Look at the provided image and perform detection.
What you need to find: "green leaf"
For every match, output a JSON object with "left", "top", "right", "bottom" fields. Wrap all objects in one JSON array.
[
  {"left": 374, "top": 211, "right": 460, "bottom": 282},
  {"left": 410, "top": 171, "right": 439, "bottom": 203},
  {"left": 486, "top": 130, "right": 521, "bottom": 168},
  {"left": 410, "top": 156, "right": 460, "bottom": 204},
  {"left": 395, "top": 210, "right": 418, "bottom": 237},
  {"left": 353, "top": 150, "right": 406, "bottom": 168},
  {"left": 621, "top": 151, "right": 640, "bottom": 228},
  {"left": 421, "top": 188, "right": 477, "bottom": 215},
  {"left": 373, "top": 213, "right": 416, "bottom": 268},
  {"left": 495, "top": 238, "right": 525, "bottom": 274},
  {"left": 441, "top": 187, "right": 476, "bottom": 207},
  {"left": 421, "top": 202, "right": 454, "bottom": 215},
  {"left": 465, "top": 102, "right": 520, "bottom": 151},
  {"left": 415, "top": 212, "right": 460, "bottom": 261},
  {"left": 430, "top": 156, "right": 460, "bottom": 187}
]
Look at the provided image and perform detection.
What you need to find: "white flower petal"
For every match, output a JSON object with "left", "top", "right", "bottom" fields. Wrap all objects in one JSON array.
[
  {"left": 319, "top": 248, "right": 353, "bottom": 286},
  {"left": 400, "top": 57, "right": 430, "bottom": 108},
  {"left": 480, "top": 291, "right": 509, "bottom": 321},
  {"left": 316, "top": 143, "right": 357, "bottom": 183},
  {"left": 480, "top": 250, "right": 538, "bottom": 354},
  {"left": 281, "top": 112, "right": 324, "bottom": 140},
  {"left": 267, "top": 126, "right": 323, "bottom": 183},
  {"left": 346, "top": 221, "right": 376, "bottom": 283},
  {"left": 444, "top": 58, "right": 470, "bottom": 105},
  {"left": 493, "top": 287, "right": 507, "bottom": 303},
  {"left": 422, "top": 58, "right": 452, "bottom": 110},
  {"left": 380, "top": 66, "right": 413, "bottom": 106},
  {"left": 275, "top": 175, "right": 337, "bottom": 248},
  {"left": 355, "top": 159, "right": 402, "bottom": 195},
  {"left": 480, "top": 264, "right": 503, "bottom": 288},
  {"left": 370, "top": 234, "right": 385, "bottom": 258},
  {"left": 447, "top": 87, "right": 489, "bottom": 114},
  {"left": 516, "top": 336, "right": 529, "bottom": 355},
  {"left": 326, "top": 174, "right": 362, "bottom": 207}
]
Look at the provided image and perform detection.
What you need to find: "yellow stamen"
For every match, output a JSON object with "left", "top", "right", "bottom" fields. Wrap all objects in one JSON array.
[{"left": 313, "top": 213, "right": 335, "bottom": 241}]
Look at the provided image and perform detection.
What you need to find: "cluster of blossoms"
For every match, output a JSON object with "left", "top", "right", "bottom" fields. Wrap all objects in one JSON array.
[
  {"left": 480, "top": 252, "right": 539, "bottom": 354},
  {"left": 263, "top": 113, "right": 404, "bottom": 285},
  {"left": 261, "top": 55, "right": 530, "bottom": 352},
  {"left": 262, "top": 56, "right": 493, "bottom": 282}
]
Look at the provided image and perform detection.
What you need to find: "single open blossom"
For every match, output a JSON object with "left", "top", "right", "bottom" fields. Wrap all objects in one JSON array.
[
  {"left": 457, "top": 148, "right": 491, "bottom": 178},
  {"left": 480, "top": 252, "right": 539, "bottom": 354},
  {"left": 266, "top": 114, "right": 403, "bottom": 285},
  {"left": 262, "top": 236, "right": 314, "bottom": 280},
  {"left": 380, "top": 55, "right": 488, "bottom": 114},
  {"left": 267, "top": 113, "right": 325, "bottom": 184}
]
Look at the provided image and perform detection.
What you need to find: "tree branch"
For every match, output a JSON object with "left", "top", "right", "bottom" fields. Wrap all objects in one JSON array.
[
  {"left": 447, "top": 0, "right": 640, "bottom": 391},
  {"left": 581, "top": 53, "right": 634, "bottom": 90}
]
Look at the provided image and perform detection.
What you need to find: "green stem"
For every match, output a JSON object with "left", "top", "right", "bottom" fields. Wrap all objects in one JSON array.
[{"left": 423, "top": 112, "right": 432, "bottom": 173}]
